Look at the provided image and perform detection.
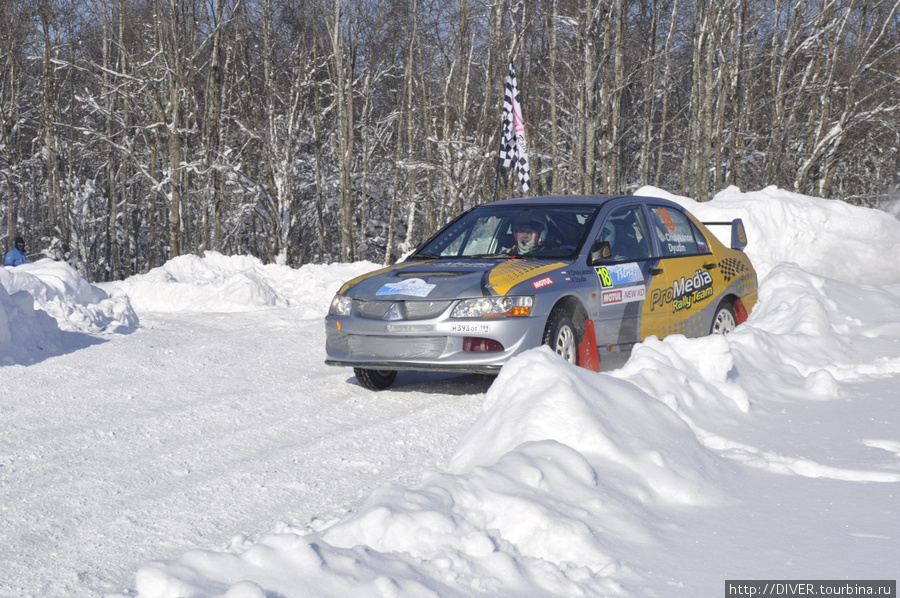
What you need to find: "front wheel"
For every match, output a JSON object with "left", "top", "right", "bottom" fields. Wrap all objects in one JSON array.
[
  {"left": 710, "top": 300, "right": 737, "bottom": 335},
  {"left": 542, "top": 308, "right": 579, "bottom": 365},
  {"left": 354, "top": 368, "right": 397, "bottom": 391}
]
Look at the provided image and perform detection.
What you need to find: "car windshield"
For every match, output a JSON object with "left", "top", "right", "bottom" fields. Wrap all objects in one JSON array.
[{"left": 413, "top": 204, "right": 600, "bottom": 260}]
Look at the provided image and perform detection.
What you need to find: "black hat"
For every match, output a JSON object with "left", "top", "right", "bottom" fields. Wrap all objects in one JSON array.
[{"left": 14, "top": 236, "right": 24, "bottom": 247}]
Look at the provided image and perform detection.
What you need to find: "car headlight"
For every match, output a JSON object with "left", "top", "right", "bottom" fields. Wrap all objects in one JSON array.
[
  {"left": 451, "top": 296, "right": 534, "bottom": 318},
  {"left": 328, "top": 294, "right": 353, "bottom": 316}
]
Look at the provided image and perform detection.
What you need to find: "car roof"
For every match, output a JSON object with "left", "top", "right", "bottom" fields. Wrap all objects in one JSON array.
[{"left": 481, "top": 194, "right": 679, "bottom": 209}]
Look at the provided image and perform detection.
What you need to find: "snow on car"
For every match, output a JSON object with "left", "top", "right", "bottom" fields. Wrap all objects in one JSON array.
[{"left": 325, "top": 195, "right": 758, "bottom": 390}]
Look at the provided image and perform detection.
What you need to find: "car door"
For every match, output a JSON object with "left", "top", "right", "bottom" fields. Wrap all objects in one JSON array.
[
  {"left": 589, "top": 204, "right": 661, "bottom": 364},
  {"left": 642, "top": 204, "right": 720, "bottom": 338}
]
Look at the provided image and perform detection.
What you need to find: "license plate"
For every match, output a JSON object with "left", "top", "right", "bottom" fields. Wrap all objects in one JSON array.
[{"left": 450, "top": 323, "right": 491, "bottom": 334}]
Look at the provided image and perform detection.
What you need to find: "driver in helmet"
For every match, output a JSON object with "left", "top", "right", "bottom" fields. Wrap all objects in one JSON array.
[
  {"left": 600, "top": 221, "right": 616, "bottom": 251},
  {"left": 598, "top": 220, "right": 630, "bottom": 261},
  {"left": 508, "top": 217, "right": 545, "bottom": 255}
]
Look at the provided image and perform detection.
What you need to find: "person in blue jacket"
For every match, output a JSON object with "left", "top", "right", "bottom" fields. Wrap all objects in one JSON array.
[{"left": 4, "top": 236, "right": 27, "bottom": 266}]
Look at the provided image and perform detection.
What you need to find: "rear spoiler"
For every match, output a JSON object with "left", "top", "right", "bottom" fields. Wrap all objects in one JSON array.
[{"left": 703, "top": 219, "right": 748, "bottom": 251}]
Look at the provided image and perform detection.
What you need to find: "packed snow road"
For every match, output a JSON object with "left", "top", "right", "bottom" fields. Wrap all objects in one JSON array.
[{"left": 1, "top": 310, "right": 488, "bottom": 597}]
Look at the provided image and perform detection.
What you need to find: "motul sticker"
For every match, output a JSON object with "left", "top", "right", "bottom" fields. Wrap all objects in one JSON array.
[
  {"left": 532, "top": 276, "right": 554, "bottom": 289},
  {"left": 601, "top": 285, "right": 646, "bottom": 306}
]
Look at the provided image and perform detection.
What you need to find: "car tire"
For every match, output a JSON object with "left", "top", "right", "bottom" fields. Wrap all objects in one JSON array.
[
  {"left": 542, "top": 308, "right": 579, "bottom": 365},
  {"left": 354, "top": 368, "right": 397, "bottom": 391},
  {"left": 710, "top": 300, "right": 737, "bottom": 335}
]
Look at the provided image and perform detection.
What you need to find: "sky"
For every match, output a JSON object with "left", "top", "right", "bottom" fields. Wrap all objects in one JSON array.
[{"left": 1, "top": 185, "right": 899, "bottom": 597}]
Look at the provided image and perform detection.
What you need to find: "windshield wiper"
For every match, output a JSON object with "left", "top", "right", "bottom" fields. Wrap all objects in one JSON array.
[
  {"left": 468, "top": 253, "right": 513, "bottom": 259},
  {"left": 409, "top": 253, "right": 442, "bottom": 260}
]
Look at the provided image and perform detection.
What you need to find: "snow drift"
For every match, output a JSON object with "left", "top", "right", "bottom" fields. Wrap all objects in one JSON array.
[{"left": 0, "top": 259, "right": 137, "bottom": 365}]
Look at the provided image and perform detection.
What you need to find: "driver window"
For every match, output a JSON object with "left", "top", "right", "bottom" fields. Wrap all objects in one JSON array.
[{"left": 597, "top": 206, "right": 655, "bottom": 262}]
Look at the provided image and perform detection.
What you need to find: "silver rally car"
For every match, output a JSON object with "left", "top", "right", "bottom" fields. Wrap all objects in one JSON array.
[{"left": 326, "top": 195, "right": 758, "bottom": 390}]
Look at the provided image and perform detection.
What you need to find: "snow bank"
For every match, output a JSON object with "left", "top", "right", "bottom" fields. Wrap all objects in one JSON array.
[
  {"left": 111, "top": 252, "right": 380, "bottom": 317},
  {"left": 0, "top": 252, "right": 377, "bottom": 365},
  {"left": 637, "top": 184, "right": 900, "bottom": 283},
  {"left": 0, "top": 259, "right": 138, "bottom": 365},
  {"left": 134, "top": 352, "right": 679, "bottom": 598},
  {"left": 449, "top": 348, "right": 725, "bottom": 505}
]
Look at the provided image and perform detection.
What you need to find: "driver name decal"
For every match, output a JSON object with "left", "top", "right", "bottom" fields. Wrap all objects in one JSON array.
[{"left": 376, "top": 278, "right": 437, "bottom": 297}]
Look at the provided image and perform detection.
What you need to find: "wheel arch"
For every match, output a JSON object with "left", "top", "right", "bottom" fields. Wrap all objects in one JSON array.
[
  {"left": 546, "top": 294, "right": 589, "bottom": 339},
  {"left": 718, "top": 292, "right": 749, "bottom": 326}
]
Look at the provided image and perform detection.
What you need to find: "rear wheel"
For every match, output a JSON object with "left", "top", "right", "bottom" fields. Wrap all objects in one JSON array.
[
  {"left": 542, "top": 308, "right": 579, "bottom": 365},
  {"left": 354, "top": 368, "right": 397, "bottom": 391},
  {"left": 710, "top": 300, "right": 737, "bottom": 335}
]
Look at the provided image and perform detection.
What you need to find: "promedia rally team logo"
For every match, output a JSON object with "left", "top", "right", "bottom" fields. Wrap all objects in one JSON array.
[
  {"left": 672, "top": 269, "right": 713, "bottom": 312},
  {"left": 650, "top": 268, "right": 714, "bottom": 313}
]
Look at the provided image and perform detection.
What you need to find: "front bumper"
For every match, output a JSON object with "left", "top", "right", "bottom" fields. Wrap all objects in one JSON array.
[
  {"left": 324, "top": 312, "right": 545, "bottom": 374},
  {"left": 325, "top": 359, "right": 502, "bottom": 375}
]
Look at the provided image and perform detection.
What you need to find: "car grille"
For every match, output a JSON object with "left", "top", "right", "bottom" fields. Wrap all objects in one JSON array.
[
  {"left": 355, "top": 299, "right": 452, "bottom": 320},
  {"left": 348, "top": 335, "right": 447, "bottom": 359},
  {"left": 355, "top": 300, "right": 392, "bottom": 318}
]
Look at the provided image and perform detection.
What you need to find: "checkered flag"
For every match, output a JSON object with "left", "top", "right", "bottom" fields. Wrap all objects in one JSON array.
[{"left": 498, "top": 63, "right": 531, "bottom": 192}]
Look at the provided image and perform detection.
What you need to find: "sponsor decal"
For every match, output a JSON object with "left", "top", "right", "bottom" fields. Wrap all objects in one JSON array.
[
  {"left": 487, "top": 261, "right": 566, "bottom": 295},
  {"left": 532, "top": 276, "right": 554, "bottom": 289},
  {"left": 439, "top": 262, "right": 490, "bottom": 268},
  {"left": 649, "top": 268, "right": 714, "bottom": 313},
  {"left": 601, "top": 284, "right": 646, "bottom": 306},
  {"left": 595, "top": 262, "right": 644, "bottom": 287},
  {"left": 672, "top": 269, "right": 713, "bottom": 311},
  {"left": 376, "top": 278, "right": 437, "bottom": 297},
  {"left": 649, "top": 286, "right": 673, "bottom": 312}
]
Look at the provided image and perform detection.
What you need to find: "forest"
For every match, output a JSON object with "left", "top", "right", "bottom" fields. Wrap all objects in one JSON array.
[{"left": 2, "top": 0, "right": 900, "bottom": 281}]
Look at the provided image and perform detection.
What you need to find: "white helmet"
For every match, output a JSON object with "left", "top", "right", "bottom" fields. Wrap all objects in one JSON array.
[
  {"left": 600, "top": 221, "right": 616, "bottom": 247},
  {"left": 513, "top": 216, "right": 546, "bottom": 254}
]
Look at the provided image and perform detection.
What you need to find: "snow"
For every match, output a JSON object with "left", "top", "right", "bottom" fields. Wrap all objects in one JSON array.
[{"left": 2, "top": 186, "right": 899, "bottom": 597}]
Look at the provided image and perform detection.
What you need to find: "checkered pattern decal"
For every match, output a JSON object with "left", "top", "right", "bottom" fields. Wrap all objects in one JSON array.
[{"left": 718, "top": 257, "right": 749, "bottom": 283}]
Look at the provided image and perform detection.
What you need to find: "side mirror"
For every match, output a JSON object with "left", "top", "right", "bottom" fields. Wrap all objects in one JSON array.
[{"left": 589, "top": 240, "right": 612, "bottom": 265}]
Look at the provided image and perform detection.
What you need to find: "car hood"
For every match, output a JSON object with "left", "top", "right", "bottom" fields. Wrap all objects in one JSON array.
[{"left": 340, "top": 258, "right": 570, "bottom": 299}]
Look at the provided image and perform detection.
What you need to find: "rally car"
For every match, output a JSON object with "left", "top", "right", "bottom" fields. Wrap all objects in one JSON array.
[{"left": 325, "top": 195, "right": 757, "bottom": 390}]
